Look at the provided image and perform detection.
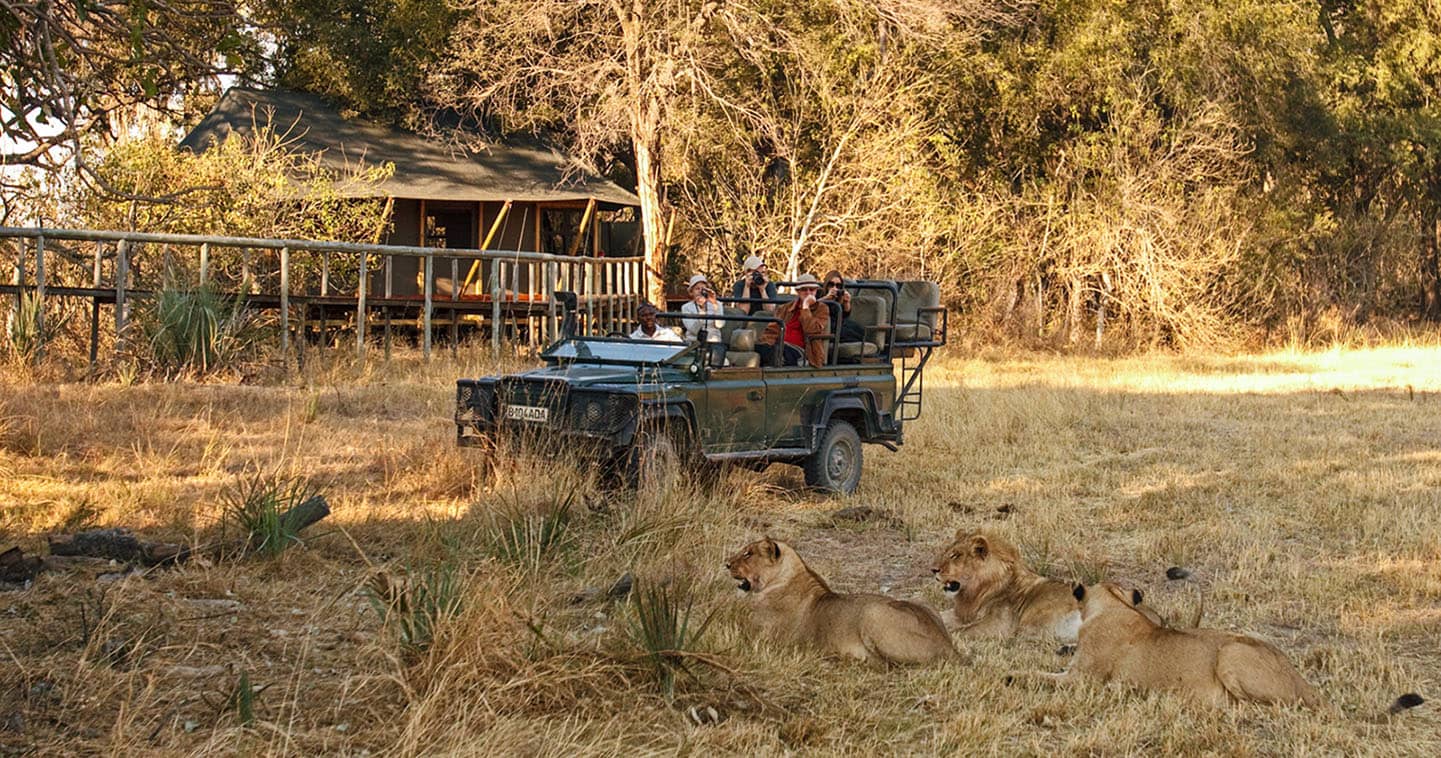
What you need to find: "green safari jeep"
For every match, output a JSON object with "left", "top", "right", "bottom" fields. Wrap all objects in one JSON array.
[{"left": 454, "top": 280, "right": 946, "bottom": 494}]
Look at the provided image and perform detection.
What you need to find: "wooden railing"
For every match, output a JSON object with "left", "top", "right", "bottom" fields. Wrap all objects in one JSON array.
[{"left": 0, "top": 227, "right": 646, "bottom": 366}]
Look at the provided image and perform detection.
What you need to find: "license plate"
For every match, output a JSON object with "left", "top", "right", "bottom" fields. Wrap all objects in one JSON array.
[{"left": 504, "top": 404, "right": 549, "bottom": 423}]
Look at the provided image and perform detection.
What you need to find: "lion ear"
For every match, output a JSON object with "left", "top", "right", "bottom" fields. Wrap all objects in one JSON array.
[
  {"left": 1131, "top": 589, "right": 1144, "bottom": 605},
  {"left": 1073, "top": 583, "right": 1086, "bottom": 602},
  {"left": 971, "top": 535, "right": 989, "bottom": 558},
  {"left": 763, "top": 537, "right": 781, "bottom": 560}
]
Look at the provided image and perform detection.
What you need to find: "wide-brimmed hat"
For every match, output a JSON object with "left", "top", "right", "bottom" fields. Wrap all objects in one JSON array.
[
  {"left": 742, "top": 255, "right": 765, "bottom": 271},
  {"left": 792, "top": 273, "right": 821, "bottom": 290},
  {"left": 685, "top": 274, "right": 710, "bottom": 289}
]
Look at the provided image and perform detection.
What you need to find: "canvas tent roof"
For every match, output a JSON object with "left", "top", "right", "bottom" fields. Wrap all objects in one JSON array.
[{"left": 180, "top": 88, "right": 641, "bottom": 208}]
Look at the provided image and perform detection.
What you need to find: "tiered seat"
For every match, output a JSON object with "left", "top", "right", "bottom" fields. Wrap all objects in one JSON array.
[
  {"left": 837, "top": 294, "right": 888, "bottom": 361},
  {"left": 894, "top": 281, "right": 941, "bottom": 343},
  {"left": 720, "top": 306, "right": 761, "bottom": 368}
]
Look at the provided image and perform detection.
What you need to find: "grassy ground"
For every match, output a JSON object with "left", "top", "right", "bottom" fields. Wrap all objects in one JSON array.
[{"left": 1, "top": 343, "right": 1439, "bottom": 755}]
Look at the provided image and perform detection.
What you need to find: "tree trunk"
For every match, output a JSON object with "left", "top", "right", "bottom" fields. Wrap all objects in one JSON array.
[
  {"left": 1424, "top": 215, "right": 1441, "bottom": 321},
  {"left": 48, "top": 528, "right": 188, "bottom": 566},
  {"left": 634, "top": 120, "right": 668, "bottom": 306}
]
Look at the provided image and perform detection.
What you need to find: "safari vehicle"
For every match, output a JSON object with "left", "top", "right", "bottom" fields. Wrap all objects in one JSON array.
[{"left": 454, "top": 281, "right": 945, "bottom": 494}]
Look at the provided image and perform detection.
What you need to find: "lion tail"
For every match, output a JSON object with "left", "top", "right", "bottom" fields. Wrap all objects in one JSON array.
[{"left": 1385, "top": 693, "right": 1425, "bottom": 718}]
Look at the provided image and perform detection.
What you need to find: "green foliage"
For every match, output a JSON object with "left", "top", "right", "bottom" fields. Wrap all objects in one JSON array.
[
  {"left": 366, "top": 564, "right": 466, "bottom": 655},
  {"left": 4, "top": 291, "right": 60, "bottom": 362},
  {"left": 626, "top": 577, "right": 715, "bottom": 700},
  {"left": 222, "top": 473, "right": 317, "bottom": 558},
  {"left": 147, "top": 285, "right": 249, "bottom": 374},
  {"left": 485, "top": 494, "right": 574, "bottom": 572}
]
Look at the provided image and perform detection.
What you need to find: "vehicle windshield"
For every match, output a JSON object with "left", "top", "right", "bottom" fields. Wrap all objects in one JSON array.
[{"left": 542, "top": 338, "right": 692, "bottom": 366}]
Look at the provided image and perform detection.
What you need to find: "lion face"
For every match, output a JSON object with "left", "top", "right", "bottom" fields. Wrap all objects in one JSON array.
[
  {"left": 929, "top": 531, "right": 1016, "bottom": 599},
  {"left": 725, "top": 537, "right": 785, "bottom": 594}
]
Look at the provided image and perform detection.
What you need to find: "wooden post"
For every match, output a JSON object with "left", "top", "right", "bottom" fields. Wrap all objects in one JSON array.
[
  {"left": 34, "top": 235, "right": 45, "bottom": 359},
  {"left": 450, "top": 258, "right": 459, "bottom": 353},
  {"left": 546, "top": 261, "right": 558, "bottom": 343},
  {"left": 463, "top": 199, "right": 511, "bottom": 294},
  {"left": 199, "top": 243, "right": 210, "bottom": 285},
  {"left": 567, "top": 199, "right": 597, "bottom": 257},
  {"left": 356, "top": 252, "right": 368, "bottom": 359},
  {"left": 383, "top": 254, "right": 393, "bottom": 359},
  {"left": 280, "top": 246, "right": 290, "bottom": 356},
  {"left": 585, "top": 260, "right": 595, "bottom": 335},
  {"left": 422, "top": 254, "right": 433, "bottom": 360},
  {"left": 115, "top": 240, "right": 129, "bottom": 355},
  {"left": 89, "top": 241, "right": 102, "bottom": 373},
  {"left": 490, "top": 258, "right": 503, "bottom": 354}
]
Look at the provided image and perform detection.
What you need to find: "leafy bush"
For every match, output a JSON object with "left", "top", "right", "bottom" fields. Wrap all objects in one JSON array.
[{"left": 148, "top": 285, "right": 252, "bottom": 374}]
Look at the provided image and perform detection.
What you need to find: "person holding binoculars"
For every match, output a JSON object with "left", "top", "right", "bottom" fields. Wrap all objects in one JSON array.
[{"left": 731, "top": 255, "right": 778, "bottom": 315}]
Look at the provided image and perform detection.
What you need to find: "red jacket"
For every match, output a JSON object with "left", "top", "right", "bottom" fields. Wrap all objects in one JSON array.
[{"left": 760, "top": 299, "right": 832, "bottom": 366}]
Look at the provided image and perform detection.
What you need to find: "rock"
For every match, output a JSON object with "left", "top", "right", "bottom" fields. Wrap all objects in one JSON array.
[{"left": 606, "top": 572, "right": 634, "bottom": 599}]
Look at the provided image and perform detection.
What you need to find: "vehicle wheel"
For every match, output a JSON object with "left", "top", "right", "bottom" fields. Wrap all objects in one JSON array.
[
  {"left": 803, "top": 419, "right": 863, "bottom": 495},
  {"left": 628, "top": 427, "right": 686, "bottom": 491}
]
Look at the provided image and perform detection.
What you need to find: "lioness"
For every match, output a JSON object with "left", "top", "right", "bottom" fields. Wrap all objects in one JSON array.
[
  {"left": 930, "top": 530, "right": 1086, "bottom": 641},
  {"left": 1041, "top": 582, "right": 1325, "bottom": 707},
  {"left": 726, "top": 537, "right": 957, "bottom": 665}
]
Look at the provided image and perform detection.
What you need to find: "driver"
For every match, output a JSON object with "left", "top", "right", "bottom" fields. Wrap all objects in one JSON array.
[{"left": 629, "top": 302, "right": 682, "bottom": 342}]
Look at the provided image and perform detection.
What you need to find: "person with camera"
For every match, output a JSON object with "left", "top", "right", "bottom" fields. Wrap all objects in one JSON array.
[
  {"left": 822, "top": 269, "right": 866, "bottom": 343},
  {"left": 681, "top": 274, "right": 727, "bottom": 366},
  {"left": 757, "top": 273, "right": 832, "bottom": 367},
  {"left": 731, "top": 255, "right": 778, "bottom": 314}
]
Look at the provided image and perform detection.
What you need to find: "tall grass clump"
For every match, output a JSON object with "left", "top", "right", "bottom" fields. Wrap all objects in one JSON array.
[
  {"left": 221, "top": 473, "right": 317, "bottom": 558},
  {"left": 484, "top": 491, "right": 575, "bottom": 572},
  {"left": 367, "top": 563, "right": 466, "bottom": 655},
  {"left": 627, "top": 577, "right": 716, "bottom": 700},
  {"left": 148, "top": 285, "right": 250, "bottom": 374},
  {"left": 5, "top": 290, "right": 61, "bottom": 361}
]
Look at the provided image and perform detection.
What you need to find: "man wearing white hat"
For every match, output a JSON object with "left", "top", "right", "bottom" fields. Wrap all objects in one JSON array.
[
  {"left": 731, "top": 254, "right": 778, "bottom": 314},
  {"left": 758, "top": 273, "right": 832, "bottom": 367},
  {"left": 681, "top": 273, "right": 727, "bottom": 365}
]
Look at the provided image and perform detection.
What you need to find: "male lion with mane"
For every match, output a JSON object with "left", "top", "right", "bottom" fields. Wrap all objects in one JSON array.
[
  {"left": 726, "top": 537, "right": 957, "bottom": 665},
  {"left": 930, "top": 530, "right": 1089, "bottom": 641}
]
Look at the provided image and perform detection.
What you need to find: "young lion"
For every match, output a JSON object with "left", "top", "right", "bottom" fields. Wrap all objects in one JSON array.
[
  {"left": 726, "top": 537, "right": 957, "bottom": 665},
  {"left": 1044, "top": 582, "right": 1325, "bottom": 707},
  {"left": 929, "top": 530, "right": 1085, "bottom": 641}
]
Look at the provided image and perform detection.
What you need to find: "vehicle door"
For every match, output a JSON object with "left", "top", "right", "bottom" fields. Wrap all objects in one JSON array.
[
  {"left": 697, "top": 367, "right": 769, "bottom": 454},
  {"left": 764, "top": 366, "right": 835, "bottom": 448}
]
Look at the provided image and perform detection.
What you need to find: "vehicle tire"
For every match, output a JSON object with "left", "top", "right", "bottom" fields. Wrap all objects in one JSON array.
[
  {"left": 628, "top": 426, "right": 686, "bottom": 491},
  {"left": 803, "top": 419, "right": 863, "bottom": 495}
]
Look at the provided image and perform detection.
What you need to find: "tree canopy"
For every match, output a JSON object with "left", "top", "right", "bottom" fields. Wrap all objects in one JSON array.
[{"left": 6, "top": 0, "right": 1441, "bottom": 344}]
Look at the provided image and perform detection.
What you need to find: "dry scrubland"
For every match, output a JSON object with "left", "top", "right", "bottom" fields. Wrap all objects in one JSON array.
[{"left": 2, "top": 344, "right": 1440, "bottom": 755}]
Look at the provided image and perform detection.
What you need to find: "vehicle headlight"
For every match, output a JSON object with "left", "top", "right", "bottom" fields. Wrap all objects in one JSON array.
[
  {"left": 570, "top": 392, "right": 636, "bottom": 431},
  {"left": 583, "top": 398, "right": 605, "bottom": 424},
  {"left": 456, "top": 381, "right": 496, "bottom": 423}
]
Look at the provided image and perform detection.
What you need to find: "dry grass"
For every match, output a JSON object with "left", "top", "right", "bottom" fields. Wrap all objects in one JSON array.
[{"left": 1, "top": 343, "right": 1439, "bottom": 755}]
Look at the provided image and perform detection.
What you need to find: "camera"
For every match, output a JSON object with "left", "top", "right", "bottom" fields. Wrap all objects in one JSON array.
[{"left": 750, "top": 271, "right": 765, "bottom": 287}]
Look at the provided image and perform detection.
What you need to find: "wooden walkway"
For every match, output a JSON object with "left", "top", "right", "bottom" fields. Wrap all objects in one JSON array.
[{"left": 1, "top": 227, "right": 646, "bottom": 366}]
